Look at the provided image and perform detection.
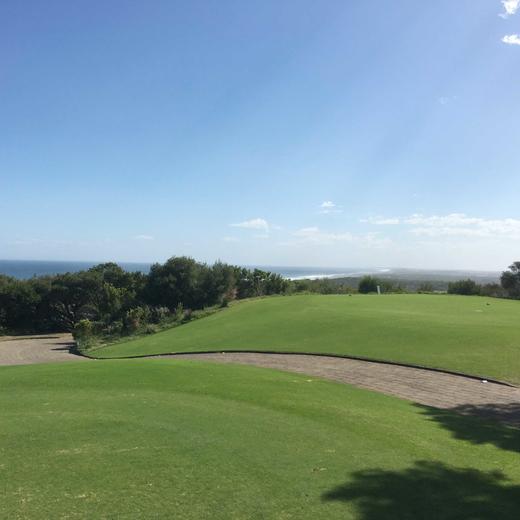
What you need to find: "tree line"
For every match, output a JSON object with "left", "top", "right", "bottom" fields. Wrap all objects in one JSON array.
[
  {"left": 0, "top": 257, "right": 288, "bottom": 338},
  {"left": 446, "top": 262, "right": 520, "bottom": 298},
  {"left": 1, "top": 258, "right": 519, "bottom": 342}
]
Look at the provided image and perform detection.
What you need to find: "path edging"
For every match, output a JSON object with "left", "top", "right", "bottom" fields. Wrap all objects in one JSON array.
[{"left": 85, "top": 348, "right": 516, "bottom": 388}]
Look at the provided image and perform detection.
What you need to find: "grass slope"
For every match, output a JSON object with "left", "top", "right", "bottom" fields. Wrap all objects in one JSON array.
[
  {"left": 1, "top": 360, "right": 520, "bottom": 519},
  {"left": 94, "top": 294, "right": 520, "bottom": 384}
]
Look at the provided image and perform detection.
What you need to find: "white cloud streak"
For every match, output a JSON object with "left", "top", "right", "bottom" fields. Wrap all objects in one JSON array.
[
  {"left": 361, "top": 217, "right": 400, "bottom": 225},
  {"left": 292, "top": 226, "right": 390, "bottom": 248},
  {"left": 405, "top": 213, "right": 520, "bottom": 238},
  {"left": 318, "top": 200, "right": 343, "bottom": 214},
  {"left": 502, "top": 34, "right": 520, "bottom": 45},
  {"left": 230, "top": 218, "right": 269, "bottom": 232},
  {"left": 321, "top": 201, "right": 335, "bottom": 208},
  {"left": 133, "top": 235, "right": 154, "bottom": 241}
]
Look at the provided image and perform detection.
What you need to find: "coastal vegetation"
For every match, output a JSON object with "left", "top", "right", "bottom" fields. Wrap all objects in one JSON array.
[
  {"left": 1, "top": 258, "right": 519, "bottom": 351},
  {"left": 0, "top": 258, "right": 287, "bottom": 340}
]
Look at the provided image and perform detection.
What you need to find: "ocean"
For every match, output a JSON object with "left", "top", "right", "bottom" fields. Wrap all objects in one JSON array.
[
  {"left": 0, "top": 259, "right": 379, "bottom": 281},
  {"left": 0, "top": 259, "right": 500, "bottom": 283}
]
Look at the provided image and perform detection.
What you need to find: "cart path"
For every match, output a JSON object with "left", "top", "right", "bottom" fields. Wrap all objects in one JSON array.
[
  {"left": 0, "top": 333, "right": 85, "bottom": 366},
  {"left": 169, "top": 352, "right": 520, "bottom": 428},
  {"left": 2, "top": 335, "right": 519, "bottom": 428}
]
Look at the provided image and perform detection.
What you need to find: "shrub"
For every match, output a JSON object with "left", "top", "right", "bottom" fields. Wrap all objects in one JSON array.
[
  {"left": 73, "top": 319, "right": 94, "bottom": 348},
  {"left": 418, "top": 282, "right": 434, "bottom": 293},
  {"left": 174, "top": 303, "right": 184, "bottom": 322},
  {"left": 480, "top": 283, "right": 506, "bottom": 298},
  {"left": 104, "top": 320, "right": 123, "bottom": 336},
  {"left": 150, "top": 306, "right": 170, "bottom": 324},
  {"left": 501, "top": 262, "right": 520, "bottom": 299},
  {"left": 123, "top": 306, "right": 151, "bottom": 333},
  {"left": 358, "top": 276, "right": 380, "bottom": 294},
  {"left": 447, "top": 279, "right": 481, "bottom": 296},
  {"left": 144, "top": 324, "right": 159, "bottom": 335}
]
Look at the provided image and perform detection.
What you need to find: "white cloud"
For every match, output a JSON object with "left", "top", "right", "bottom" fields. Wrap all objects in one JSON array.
[
  {"left": 230, "top": 218, "right": 269, "bottom": 232},
  {"left": 133, "top": 235, "right": 154, "bottom": 241},
  {"left": 361, "top": 217, "right": 400, "bottom": 225},
  {"left": 404, "top": 213, "right": 520, "bottom": 239},
  {"left": 321, "top": 201, "right": 335, "bottom": 208},
  {"left": 502, "top": 34, "right": 520, "bottom": 45},
  {"left": 292, "top": 226, "right": 390, "bottom": 248},
  {"left": 500, "top": 0, "right": 519, "bottom": 17},
  {"left": 318, "top": 200, "right": 343, "bottom": 214},
  {"left": 293, "top": 226, "right": 348, "bottom": 244},
  {"left": 222, "top": 236, "right": 239, "bottom": 243}
]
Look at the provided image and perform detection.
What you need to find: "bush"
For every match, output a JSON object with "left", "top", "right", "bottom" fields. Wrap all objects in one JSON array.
[
  {"left": 144, "top": 324, "right": 159, "bottom": 335},
  {"left": 480, "top": 283, "right": 506, "bottom": 298},
  {"left": 358, "top": 276, "right": 380, "bottom": 294},
  {"left": 150, "top": 306, "right": 170, "bottom": 324},
  {"left": 104, "top": 320, "right": 123, "bottom": 336},
  {"left": 73, "top": 319, "right": 94, "bottom": 348},
  {"left": 501, "top": 262, "right": 520, "bottom": 299},
  {"left": 418, "top": 282, "right": 434, "bottom": 293},
  {"left": 174, "top": 303, "right": 184, "bottom": 322},
  {"left": 123, "top": 306, "right": 151, "bottom": 333},
  {"left": 447, "top": 279, "right": 481, "bottom": 296}
]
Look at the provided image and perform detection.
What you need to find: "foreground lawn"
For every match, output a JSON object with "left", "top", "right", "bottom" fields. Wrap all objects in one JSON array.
[
  {"left": 94, "top": 294, "right": 520, "bottom": 384},
  {"left": 1, "top": 360, "right": 519, "bottom": 519}
]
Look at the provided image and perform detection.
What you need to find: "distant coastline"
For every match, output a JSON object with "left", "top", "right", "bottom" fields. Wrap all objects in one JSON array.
[
  {"left": 0, "top": 259, "right": 376, "bottom": 281},
  {"left": 0, "top": 259, "right": 152, "bottom": 280},
  {"left": 0, "top": 259, "right": 501, "bottom": 283}
]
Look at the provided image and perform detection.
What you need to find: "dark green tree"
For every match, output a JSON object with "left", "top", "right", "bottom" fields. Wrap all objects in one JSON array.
[{"left": 501, "top": 262, "right": 520, "bottom": 299}]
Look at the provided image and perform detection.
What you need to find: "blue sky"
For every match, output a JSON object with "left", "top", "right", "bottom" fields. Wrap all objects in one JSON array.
[{"left": 1, "top": 0, "right": 520, "bottom": 270}]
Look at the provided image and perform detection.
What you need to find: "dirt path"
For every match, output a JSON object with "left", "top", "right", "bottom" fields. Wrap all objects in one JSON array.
[
  {"left": 0, "top": 333, "right": 85, "bottom": 366},
  {"left": 171, "top": 352, "right": 520, "bottom": 428}
]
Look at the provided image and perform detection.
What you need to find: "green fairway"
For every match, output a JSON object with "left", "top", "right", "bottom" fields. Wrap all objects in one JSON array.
[
  {"left": 1, "top": 360, "right": 519, "bottom": 519},
  {"left": 94, "top": 294, "right": 520, "bottom": 384}
]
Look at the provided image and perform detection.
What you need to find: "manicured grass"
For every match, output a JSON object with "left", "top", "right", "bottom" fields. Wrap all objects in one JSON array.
[
  {"left": 1, "top": 360, "right": 519, "bottom": 519},
  {"left": 93, "top": 294, "right": 520, "bottom": 384}
]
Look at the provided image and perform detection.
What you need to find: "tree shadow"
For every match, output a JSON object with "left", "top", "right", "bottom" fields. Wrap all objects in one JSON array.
[
  {"left": 418, "top": 404, "right": 520, "bottom": 454},
  {"left": 323, "top": 461, "right": 520, "bottom": 519}
]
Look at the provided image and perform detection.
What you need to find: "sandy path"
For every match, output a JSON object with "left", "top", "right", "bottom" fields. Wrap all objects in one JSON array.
[
  {"left": 170, "top": 352, "right": 520, "bottom": 428},
  {"left": 0, "top": 333, "right": 85, "bottom": 366}
]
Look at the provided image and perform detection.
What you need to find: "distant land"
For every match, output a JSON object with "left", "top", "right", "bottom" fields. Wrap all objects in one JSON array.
[{"left": 0, "top": 259, "right": 501, "bottom": 284}]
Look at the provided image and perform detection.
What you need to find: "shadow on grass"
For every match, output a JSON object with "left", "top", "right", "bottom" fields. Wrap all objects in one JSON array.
[
  {"left": 323, "top": 461, "right": 520, "bottom": 519},
  {"left": 418, "top": 404, "right": 520, "bottom": 453}
]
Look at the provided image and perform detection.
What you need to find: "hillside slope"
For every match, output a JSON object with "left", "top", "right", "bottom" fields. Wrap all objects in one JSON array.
[{"left": 93, "top": 294, "right": 520, "bottom": 384}]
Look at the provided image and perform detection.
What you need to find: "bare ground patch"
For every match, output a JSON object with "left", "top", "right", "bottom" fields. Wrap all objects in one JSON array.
[{"left": 0, "top": 334, "right": 86, "bottom": 366}]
